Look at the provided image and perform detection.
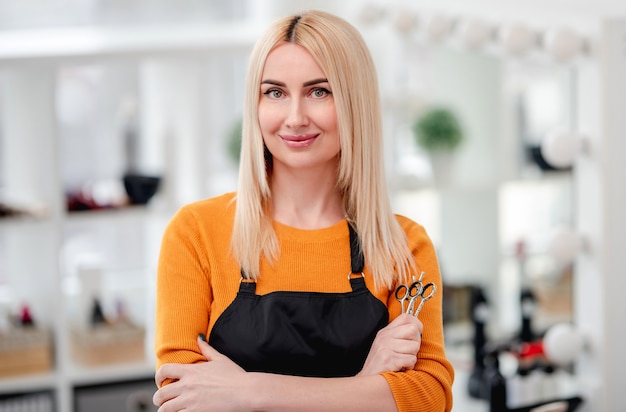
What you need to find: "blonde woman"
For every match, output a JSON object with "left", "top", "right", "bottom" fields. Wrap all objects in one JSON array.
[{"left": 153, "top": 10, "right": 454, "bottom": 412}]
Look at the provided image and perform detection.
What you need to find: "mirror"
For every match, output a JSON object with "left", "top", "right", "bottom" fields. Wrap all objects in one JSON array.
[{"left": 357, "top": 16, "right": 578, "bottom": 340}]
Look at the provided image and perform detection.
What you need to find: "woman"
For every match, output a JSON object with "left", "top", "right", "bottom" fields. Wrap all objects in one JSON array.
[{"left": 153, "top": 10, "right": 454, "bottom": 412}]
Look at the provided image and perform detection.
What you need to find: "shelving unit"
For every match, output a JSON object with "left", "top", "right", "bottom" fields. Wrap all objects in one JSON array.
[{"left": 0, "top": 21, "right": 259, "bottom": 412}]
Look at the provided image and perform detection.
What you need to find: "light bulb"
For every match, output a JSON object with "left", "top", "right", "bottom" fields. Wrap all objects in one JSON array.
[
  {"left": 541, "top": 131, "right": 581, "bottom": 169},
  {"left": 543, "top": 323, "right": 583, "bottom": 366},
  {"left": 499, "top": 22, "right": 537, "bottom": 56},
  {"left": 548, "top": 226, "right": 582, "bottom": 265},
  {"left": 459, "top": 18, "right": 493, "bottom": 50},
  {"left": 425, "top": 14, "right": 454, "bottom": 42},
  {"left": 391, "top": 8, "right": 418, "bottom": 34},
  {"left": 544, "top": 27, "right": 585, "bottom": 63}
]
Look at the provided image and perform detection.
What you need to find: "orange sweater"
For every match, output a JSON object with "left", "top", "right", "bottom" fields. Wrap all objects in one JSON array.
[{"left": 155, "top": 192, "right": 454, "bottom": 411}]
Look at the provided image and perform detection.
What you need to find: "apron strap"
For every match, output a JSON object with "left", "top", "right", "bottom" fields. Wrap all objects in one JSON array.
[
  {"left": 348, "top": 223, "right": 364, "bottom": 274},
  {"left": 238, "top": 279, "right": 257, "bottom": 294}
]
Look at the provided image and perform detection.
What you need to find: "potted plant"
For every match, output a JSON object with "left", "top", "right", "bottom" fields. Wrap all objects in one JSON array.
[
  {"left": 226, "top": 118, "right": 243, "bottom": 165},
  {"left": 411, "top": 106, "right": 464, "bottom": 185}
]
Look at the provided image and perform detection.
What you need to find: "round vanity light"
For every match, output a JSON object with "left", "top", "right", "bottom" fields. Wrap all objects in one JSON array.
[
  {"left": 499, "top": 22, "right": 538, "bottom": 56},
  {"left": 458, "top": 18, "right": 493, "bottom": 50},
  {"left": 544, "top": 27, "right": 585, "bottom": 63},
  {"left": 548, "top": 226, "right": 583, "bottom": 265},
  {"left": 391, "top": 8, "right": 419, "bottom": 34},
  {"left": 541, "top": 131, "right": 583, "bottom": 169},
  {"left": 425, "top": 14, "right": 455, "bottom": 42},
  {"left": 543, "top": 322, "right": 584, "bottom": 366}
]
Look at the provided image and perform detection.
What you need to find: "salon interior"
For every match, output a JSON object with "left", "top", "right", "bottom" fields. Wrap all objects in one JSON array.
[{"left": 0, "top": 0, "right": 624, "bottom": 411}]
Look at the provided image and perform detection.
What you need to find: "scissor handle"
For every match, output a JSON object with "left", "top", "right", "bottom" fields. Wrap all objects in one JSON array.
[
  {"left": 420, "top": 282, "right": 437, "bottom": 300},
  {"left": 395, "top": 283, "right": 422, "bottom": 314},
  {"left": 395, "top": 283, "right": 420, "bottom": 300},
  {"left": 411, "top": 283, "right": 437, "bottom": 317},
  {"left": 394, "top": 284, "right": 409, "bottom": 301}
]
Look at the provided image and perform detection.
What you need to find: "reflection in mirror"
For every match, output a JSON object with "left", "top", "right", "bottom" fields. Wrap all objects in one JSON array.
[
  {"left": 383, "top": 39, "right": 577, "bottom": 343},
  {"left": 388, "top": 44, "right": 503, "bottom": 331}
]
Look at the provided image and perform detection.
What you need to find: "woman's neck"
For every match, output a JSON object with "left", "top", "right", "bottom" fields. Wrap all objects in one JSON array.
[{"left": 269, "top": 165, "right": 344, "bottom": 230}]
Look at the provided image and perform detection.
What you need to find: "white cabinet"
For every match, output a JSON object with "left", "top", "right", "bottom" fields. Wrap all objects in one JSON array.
[{"left": 0, "top": 22, "right": 257, "bottom": 412}]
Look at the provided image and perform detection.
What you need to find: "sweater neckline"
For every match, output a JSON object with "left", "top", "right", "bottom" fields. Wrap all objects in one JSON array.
[{"left": 272, "top": 218, "right": 349, "bottom": 242}]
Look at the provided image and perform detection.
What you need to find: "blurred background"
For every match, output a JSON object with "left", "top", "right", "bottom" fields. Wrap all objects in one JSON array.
[{"left": 0, "top": 0, "right": 624, "bottom": 411}]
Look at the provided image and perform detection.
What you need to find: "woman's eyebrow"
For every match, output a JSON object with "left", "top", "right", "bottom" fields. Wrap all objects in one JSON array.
[
  {"left": 261, "top": 79, "right": 285, "bottom": 86},
  {"left": 303, "top": 78, "right": 329, "bottom": 87},
  {"left": 260, "top": 78, "right": 329, "bottom": 87}
]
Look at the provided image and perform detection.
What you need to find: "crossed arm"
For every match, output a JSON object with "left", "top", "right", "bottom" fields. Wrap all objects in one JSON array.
[{"left": 153, "top": 313, "right": 423, "bottom": 412}]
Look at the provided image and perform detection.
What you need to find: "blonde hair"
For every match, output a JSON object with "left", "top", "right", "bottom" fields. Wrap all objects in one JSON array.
[{"left": 231, "top": 10, "right": 415, "bottom": 289}]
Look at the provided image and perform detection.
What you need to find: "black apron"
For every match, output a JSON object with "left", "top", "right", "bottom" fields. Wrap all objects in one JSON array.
[{"left": 209, "top": 223, "right": 389, "bottom": 377}]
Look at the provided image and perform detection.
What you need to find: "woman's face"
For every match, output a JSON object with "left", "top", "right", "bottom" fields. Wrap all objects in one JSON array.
[{"left": 258, "top": 42, "right": 340, "bottom": 173}]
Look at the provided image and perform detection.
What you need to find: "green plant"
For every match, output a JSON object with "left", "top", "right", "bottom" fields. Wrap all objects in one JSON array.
[
  {"left": 226, "top": 118, "right": 243, "bottom": 164},
  {"left": 411, "top": 107, "right": 463, "bottom": 152}
]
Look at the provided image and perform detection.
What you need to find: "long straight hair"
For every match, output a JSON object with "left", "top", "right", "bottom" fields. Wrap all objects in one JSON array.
[{"left": 230, "top": 10, "right": 415, "bottom": 289}]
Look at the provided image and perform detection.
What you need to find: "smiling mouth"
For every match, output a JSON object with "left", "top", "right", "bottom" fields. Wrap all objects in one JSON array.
[{"left": 280, "top": 133, "right": 319, "bottom": 147}]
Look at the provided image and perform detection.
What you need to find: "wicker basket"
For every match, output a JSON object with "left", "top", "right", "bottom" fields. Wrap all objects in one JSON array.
[
  {"left": 71, "top": 323, "right": 145, "bottom": 366},
  {"left": 0, "top": 328, "right": 53, "bottom": 377}
]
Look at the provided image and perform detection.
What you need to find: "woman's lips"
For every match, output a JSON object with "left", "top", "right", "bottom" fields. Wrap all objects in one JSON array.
[{"left": 280, "top": 133, "right": 319, "bottom": 148}]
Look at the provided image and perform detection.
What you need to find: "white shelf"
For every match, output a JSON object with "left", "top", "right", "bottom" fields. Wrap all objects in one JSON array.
[
  {"left": 0, "top": 214, "right": 54, "bottom": 230},
  {"left": 65, "top": 205, "right": 151, "bottom": 223},
  {"left": 0, "top": 372, "right": 58, "bottom": 396},
  {"left": 0, "top": 18, "right": 247, "bottom": 411},
  {"left": 0, "top": 363, "right": 156, "bottom": 399},
  {"left": 0, "top": 22, "right": 261, "bottom": 64},
  {"left": 67, "top": 361, "right": 155, "bottom": 387}
]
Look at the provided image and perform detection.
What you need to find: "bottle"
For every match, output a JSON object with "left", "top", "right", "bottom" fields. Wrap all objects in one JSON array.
[
  {"left": 485, "top": 350, "right": 508, "bottom": 412},
  {"left": 468, "top": 287, "right": 491, "bottom": 399}
]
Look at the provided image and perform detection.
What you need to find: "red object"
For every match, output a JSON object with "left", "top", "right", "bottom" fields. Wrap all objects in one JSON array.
[
  {"left": 518, "top": 341, "right": 545, "bottom": 358},
  {"left": 20, "top": 305, "right": 34, "bottom": 326}
]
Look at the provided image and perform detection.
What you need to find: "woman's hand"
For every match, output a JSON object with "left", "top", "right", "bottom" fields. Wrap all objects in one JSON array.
[
  {"left": 357, "top": 313, "right": 423, "bottom": 376},
  {"left": 153, "top": 336, "right": 248, "bottom": 411}
]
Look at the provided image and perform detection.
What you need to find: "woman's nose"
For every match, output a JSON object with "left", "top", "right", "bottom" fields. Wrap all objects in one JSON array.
[{"left": 285, "top": 98, "right": 309, "bottom": 128}]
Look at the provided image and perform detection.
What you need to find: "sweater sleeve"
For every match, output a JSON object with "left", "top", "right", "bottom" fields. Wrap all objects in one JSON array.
[
  {"left": 381, "top": 218, "right": 455, "bottom": 412},
  {"left": 154, "top": 205, "right": 213, "bottom": 369}
]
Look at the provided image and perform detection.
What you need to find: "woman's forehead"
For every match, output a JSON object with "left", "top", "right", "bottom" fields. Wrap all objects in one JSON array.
[{"left": 261, "top": 43, "right": 327, "bottom": 81}]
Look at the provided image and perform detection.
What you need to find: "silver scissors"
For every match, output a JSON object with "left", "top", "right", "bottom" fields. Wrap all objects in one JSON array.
[
  {"left": 395, "top": 272, "right": 424, "bottom": 314},
  {"left": 410, "top": 282, "right": 437, "bottom": 317},
  {"left": 394, "top": 272, "right": 437, "bottom": 317},
  {"left": 395, "top": 281, "right": 421, "bottom": 314}
]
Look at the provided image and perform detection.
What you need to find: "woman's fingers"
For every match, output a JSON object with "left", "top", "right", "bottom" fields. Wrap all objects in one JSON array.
[
  {"left": 153, "top": 375, "right": 181, "bottom": 407},
  {"left": 155, "top": 363, "right": 185, "bottom": 388},
  {"left": 153, "top": 343, "right": 249, "bottom": 411},
  {"left": 197, "top": 334, "right": 225, "bottom": 361},
  {"left": 358, "top": 314, "right": 425, "bottom": 376},
  {"left": 380, "top": 313, "right": 423, "bottom": 341}
]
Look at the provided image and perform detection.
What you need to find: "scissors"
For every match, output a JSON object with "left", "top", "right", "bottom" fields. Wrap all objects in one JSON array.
[
  {"left": 410, "top": 282, "right": 437, "bottom": 317},
  {"left": 395, "top": 282, "right": 421, "bottom": 314},
  {"left": 394, "top": 272, "right": 437, "bottom": 317}
]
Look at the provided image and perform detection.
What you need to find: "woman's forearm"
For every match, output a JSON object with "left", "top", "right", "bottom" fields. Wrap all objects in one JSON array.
[{"left": 246, "top": 372, "right": 397, "bottom": 412}]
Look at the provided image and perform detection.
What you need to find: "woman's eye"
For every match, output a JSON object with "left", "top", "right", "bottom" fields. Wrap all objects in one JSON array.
[
  {"left": 263, "top": 89, "right": 284, "bottom": 99},
  {"left": 311, "top": 88, "right": 331, "bottom": 98}
]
